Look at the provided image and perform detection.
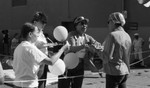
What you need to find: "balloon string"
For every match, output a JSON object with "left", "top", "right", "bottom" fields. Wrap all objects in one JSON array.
[
  {"left": 2, "top": 50, "right": 150, "bottom": 84},
  {"left": 4, "top": 74, "right": 84, "bottom": 83}
]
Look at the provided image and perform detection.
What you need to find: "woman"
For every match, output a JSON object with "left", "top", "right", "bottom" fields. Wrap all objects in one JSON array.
[
  {"left": 102, "top": 12, "right": 132, "bottom": 88},
  {"left": 13, "top": 22, "right": 69, "bottom": 88}
]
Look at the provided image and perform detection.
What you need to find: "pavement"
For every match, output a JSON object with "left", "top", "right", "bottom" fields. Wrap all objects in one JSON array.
[{"left": 1, "top": 68, "right": 150, "bottom": 88}]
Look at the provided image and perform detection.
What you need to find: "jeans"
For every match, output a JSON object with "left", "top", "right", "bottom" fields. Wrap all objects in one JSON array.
[{"left": 106, "top": 74, "right": 128, "bottom": 88}]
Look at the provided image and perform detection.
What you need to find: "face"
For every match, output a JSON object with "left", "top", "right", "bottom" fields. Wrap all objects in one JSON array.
[
  {"left": 29, "top": 26, "right": 40, "bottom": 42},
  {"left": 107, "top": 20, "right": 115, "bottom": 32},
  {"left": 34, "top": 21, "right": 46, "bottom": 31},
  {"left": 76, "top": 22, "right": 88, "bottom": 34}
]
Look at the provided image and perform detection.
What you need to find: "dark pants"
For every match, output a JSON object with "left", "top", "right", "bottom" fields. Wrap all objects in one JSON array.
[
  {"left": 58, "top": 61, "right": 84, "bottom": 88},
  {"left": 38, "top": 65, "right": 48, "bottom": 88},
  {"left": 106, "top": 74, "right": 128, "bottom": 88}
]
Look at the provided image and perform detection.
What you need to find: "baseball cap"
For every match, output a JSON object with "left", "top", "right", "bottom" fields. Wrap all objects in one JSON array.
[
  {"left": 109, "top": 12, "right": 126, "bottom": 26},
  {"left": 73, "top": 16, "right": 89, "bottom": 25}
]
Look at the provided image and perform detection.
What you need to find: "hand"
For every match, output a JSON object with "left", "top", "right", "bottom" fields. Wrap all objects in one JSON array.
[
  {"left": 61, "top": 41, "right": 70, "bottom": 51},
  {"left": 47, "top": 43, "right": 58, "bottom": 48}
]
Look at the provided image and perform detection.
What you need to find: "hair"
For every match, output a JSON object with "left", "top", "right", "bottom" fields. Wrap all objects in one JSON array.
[
  {"left": 31, "top": 11, "right": 47, "bottom": 24},
  {"left": 20, "top": 22, "right": 35, "bottom": 40}
]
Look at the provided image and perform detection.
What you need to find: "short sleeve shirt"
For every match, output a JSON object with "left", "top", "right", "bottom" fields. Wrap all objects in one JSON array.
[{"left": 13, "top": 41, "right": 48, "bottom": 87}]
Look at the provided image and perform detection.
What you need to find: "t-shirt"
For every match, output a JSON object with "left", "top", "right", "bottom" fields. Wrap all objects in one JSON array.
[
  {"left": 13, "top": 41, "right": 48, "bottom": 87},
  {"left": 67, "top": 31, "right": 101, "bottom": 61},
  {"left": 35, "top": 32, "right": 48, "bottom": 55}
]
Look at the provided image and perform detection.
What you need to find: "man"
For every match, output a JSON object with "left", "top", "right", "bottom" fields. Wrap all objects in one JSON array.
[
  {"left": 133, "top": 33, "right": 146, "bottom": 67},
  {"left": 102, "top": 12, "right": 132, "bottom": 88},
  {"left": 13, "top": 22, "right": 69, "bottom": 88},
  {"left": 58, "top": 16, "right": 102, "bottom": 88}
]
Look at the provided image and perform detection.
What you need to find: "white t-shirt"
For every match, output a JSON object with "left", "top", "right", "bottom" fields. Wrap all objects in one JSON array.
[
  {"left": 35, "top": 32, "right": 48, "bottom": 55},
  {"left": 13, "top": 41, "right": 48, "bottom": 87}
]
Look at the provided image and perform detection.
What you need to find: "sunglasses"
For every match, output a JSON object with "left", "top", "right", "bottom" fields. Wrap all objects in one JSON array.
[{"left": 78, "top": 21, "right": 88, "bottom": 25}]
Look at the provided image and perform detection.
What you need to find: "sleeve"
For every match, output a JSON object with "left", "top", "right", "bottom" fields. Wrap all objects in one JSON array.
[
  {"left": 85, "top": 34, "right": 101, "bottom": 49},
  {"left": 67, "top": 33, "right": 76, "bottom": 46},
  {"left": 30, "top": 47, "right": 48, "bottom": 63},
  {"left": 66, "top": 32, "right": 84, "bottom": 53}
]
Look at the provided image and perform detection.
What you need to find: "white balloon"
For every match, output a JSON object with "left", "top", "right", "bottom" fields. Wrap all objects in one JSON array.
[
  {"left": 48, "top": 59, "right": 66, "bottom": 75},
  {"left": 76, "top": 49, "right": 86, "bottom": 58},
  {"left": 144, "top": 1, "right": 150, "bottom": 7},
  {"left": 53, "top": 26, "right": 68, "bottom": 42},
  {"left": 64, "top": 53, "right": 79, "bottom": 69}
]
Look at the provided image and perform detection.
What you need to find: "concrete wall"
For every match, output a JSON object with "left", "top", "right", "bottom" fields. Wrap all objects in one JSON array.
[{"left": 0, "top": 0, "right": 150, "bottom": 65}]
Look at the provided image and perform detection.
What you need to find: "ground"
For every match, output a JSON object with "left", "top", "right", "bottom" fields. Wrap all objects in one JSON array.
[
  {"left": 1, "top": 68, "right": 150, "bottom": 88},
  {"left": 1, "top": 56, "right": 150, "bottom": 88}
]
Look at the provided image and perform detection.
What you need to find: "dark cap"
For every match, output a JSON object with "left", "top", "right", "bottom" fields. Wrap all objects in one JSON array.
[{"left": 73, "top": 16, "right": 89, "bottom": 25}]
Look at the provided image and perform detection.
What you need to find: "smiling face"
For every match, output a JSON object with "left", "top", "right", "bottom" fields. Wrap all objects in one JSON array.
[
  {"left": 33, "top": 21, "right": 46, "bottom": 31},
  {"left": 76, "top": 21, "right": 88, "bottom": 35}
]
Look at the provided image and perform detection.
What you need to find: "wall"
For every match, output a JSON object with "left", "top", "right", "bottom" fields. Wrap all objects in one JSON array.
[
  {"left": 0, "top": 0, "right": 150, "bottom": 65},
  {"left": 0, "top": 0, "right": 122, "bottom": 52}
]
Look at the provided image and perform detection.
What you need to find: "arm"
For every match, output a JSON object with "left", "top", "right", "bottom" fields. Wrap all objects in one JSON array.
[
  {"left": 86, "top": 34, "right": 103, "bottom": 51},
  {"left": 102, "top": 34, "right": 115, "bottom": 64},
  {"left": 41, "top": 41, "right": 69, "bottom": 65}
]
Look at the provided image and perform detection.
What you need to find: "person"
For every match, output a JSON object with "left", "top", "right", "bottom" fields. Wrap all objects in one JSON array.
[
  {"left": 0, "top": 62, "right": 4, "bottom": 85},
  {"left": 102, "top": 12, "right": 132, "bottom": 88},
  {"left": 58, "top": 16, "right": 102, "bottom": 88},
  {"left": 132, "top": 33, "right": 146, "bottom": 67},
  {"left": 11, "top": 33, "right": 20, "bottom": 56},
  {"left": 2, "top": 30, "right": 10, "bottom": 55},
  {"left": 149, "top": 37, "right": 150, "bottom": 49},
  {"left": 31, "top": 11, "right": 52, "bottom": 88},
  {"left": 12, "top": 22, "right": 69, "bottom": 88}
]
